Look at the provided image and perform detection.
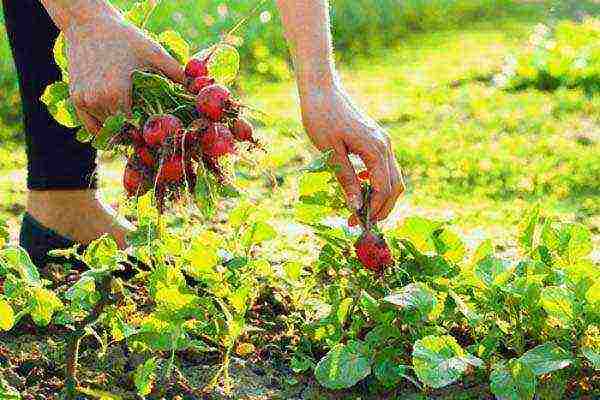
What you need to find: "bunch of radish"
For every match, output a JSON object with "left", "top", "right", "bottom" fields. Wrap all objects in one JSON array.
[{"left": 114, "top": 49, "right": 259, "bottom": 212}]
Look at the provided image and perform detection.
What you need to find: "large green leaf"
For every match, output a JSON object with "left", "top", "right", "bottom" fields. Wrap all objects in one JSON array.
[
  {"left": 475, "top": 256, "right": 515, "bottom": 287},
  {"left": 241, "top": 221, "right": 276, "bottom": 247},
  {"left": 383, "top": 283, "right": 438, "bottom": 320},
  {"left": 490, "top": 360, "right": 536, "bottom": 400},
  {"left": 207, "top": 44, "right": 240, "bottom": 85},
  {"left": 395, "top": 216, "right": 441, "bottom": 253},
  {"left": 412, "top": 335, "right": 482, "bottom": 389},
  {"left": 83, "top": 235, "right": 126, "bottom": 270},
  {"left": 566, "top": 224, "right": 593, "bottom": 263},
  {"left": 433, "top": 228, "right": 466, "bottom": 263},
  {"left": 315, "top": 340, "right": 373, "bottom": 390},
  {"left": 30, "top": 287, "right": 63, "bottom": 327},
  {"left": 299, "top": 172, "right": 333, "bottom": 197},
  {"left": 518, "top": 207, "right": 539, "bottom": 253},
  {"left": 0, "top": 299, "right": 15, "bottom": 331},
  {"left": 518, "top": 343, "right": 572, "bottom": 376},
  {"left": 540, "top": 286, "right": 574, "bottom": 327},
  {"left": 40, "top": 82, "right": 80, "bottom": 128},
  {"left": 0, "top": 247, "right": 41, "bottom": 285},
  {"left": 158, "top": 30, "right": 190, "bottom": 64},
  {"left": 53, "top": 33, "right": 69, "bottom": 82}
]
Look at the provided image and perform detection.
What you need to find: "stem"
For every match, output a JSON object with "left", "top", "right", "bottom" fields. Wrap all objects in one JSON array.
[{"left": 64, "top": 276, "right": 114, "bottom": 399}]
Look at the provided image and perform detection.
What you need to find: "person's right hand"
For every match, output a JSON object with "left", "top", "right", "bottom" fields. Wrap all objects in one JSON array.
[{"left": 64, "top": 10, "right": 185, "bottom": 134}]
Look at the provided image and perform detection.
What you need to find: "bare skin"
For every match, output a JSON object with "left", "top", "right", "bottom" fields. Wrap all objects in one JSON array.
[{"left": 32, "top": 0, "right": 404, "bottom": 248}]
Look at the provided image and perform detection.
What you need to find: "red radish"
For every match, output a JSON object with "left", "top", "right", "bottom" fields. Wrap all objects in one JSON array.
[
  {"left": 185, "top": 56, "right": 209, "bottom": 79},
  {"left": 157, "top": 155, "right": 185, "bottom": 183},
  {"left": 188, "top": 76, "right": 215, "bottom": 95},
  {"left": 201, "top": 123, "right": 236, "bottom": 158},
  {"left": 358, "top": 170, "right": 370, "bottom": 181},
  {"left": 123, "top": 160, "right": 150, "bottom": 197},
  {"left": 231, "top": 118, "right": 257, "bottom": 144},
  {"left": 196, "top": 84, "right": 232, "bottom": 121},
  {"left": 143, "top": 114, "right": 183, "bottom": 148},
  {"left": 354, "top": 231, "right": 393, "bottom": 274},
  {"left": 136, "top": 145, "right": 156, "bottom": 168}
]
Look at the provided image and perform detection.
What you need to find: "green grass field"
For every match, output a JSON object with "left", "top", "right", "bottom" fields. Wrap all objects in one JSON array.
[{"left": 0, "top": 1, "right": 599, "bottom": 398}]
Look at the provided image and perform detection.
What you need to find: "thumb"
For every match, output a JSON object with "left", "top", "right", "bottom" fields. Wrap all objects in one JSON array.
[
  {"left": 146, "top": 43, "right": 186, "bottom": 85},
  {"left": 332, "top": 143, "right": 363, "bottom": 213}
]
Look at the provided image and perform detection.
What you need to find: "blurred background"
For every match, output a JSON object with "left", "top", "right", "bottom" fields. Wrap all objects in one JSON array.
[{"left": 0, "top": 0, "right": 598, "bottom": 255}]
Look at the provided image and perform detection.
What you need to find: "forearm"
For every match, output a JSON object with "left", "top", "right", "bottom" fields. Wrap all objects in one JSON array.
[
  {"left": 39, "top": 0, "right": 118, "bottom": 31},
  {"left": 276, "top": 0, "right": 336, "bottom": 93}
]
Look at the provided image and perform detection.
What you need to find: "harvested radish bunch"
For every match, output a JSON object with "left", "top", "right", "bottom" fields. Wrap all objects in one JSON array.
[{"left": 43, "top": 36, "right": 258, "bottom": 214}]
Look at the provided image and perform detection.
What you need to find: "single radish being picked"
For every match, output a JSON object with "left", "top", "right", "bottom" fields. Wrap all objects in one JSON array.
[
  {"left": 188, "top": 76, "right": 215, "bottom": 95},
  {"left": 354, "top": 231, "right": 393, "bottom": 274},
  {"left": 231, "top": 118, "right": 258, "bottom": 144},
  {"left": 123, "top": 159, "right": 150, "bottom": 197},
  {"left": 201, "top": 123, "right": 236, "bottom": 158},
  {"left": 196, "top": 84, "right": 233, "bottom": 121},
  {"left": 143, "top": 114, "right": 183, "bottom": 148},
  {"left": 157, "top": 155, "right": 186, "bottom": 183}
]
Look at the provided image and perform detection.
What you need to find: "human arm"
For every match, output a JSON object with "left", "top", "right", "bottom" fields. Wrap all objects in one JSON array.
[
  {"left": 39, "top": 0, "right": 185, "bottom": 133},
  {"left": 275, "top": 0, "right": 404, "bottom": 223}
]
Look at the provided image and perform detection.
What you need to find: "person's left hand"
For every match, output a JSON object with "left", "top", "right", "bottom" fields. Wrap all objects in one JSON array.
[{"left": 299, "top": 82, "right": 405, "bottom": 225}]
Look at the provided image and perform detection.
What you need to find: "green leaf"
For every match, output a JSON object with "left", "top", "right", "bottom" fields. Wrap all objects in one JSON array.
[
  {"left": 395, "top": 216, "right": 441, "bottom": 253},
  {"left": 158, "top": 30, "right": 190, "bottom": 65},
  {"left": 41, "top": 82, "right": 79, "bottom": 128},
  {"left": 155, "top": 286, "right": 197, "bottom": 319},
  {"left": 336, "top": 297, "right": 353, "bottom": 325},
  {"left": 566, "top": 224, "right": 593, "bottom": 263},
  {"left": 93, "top": 114, "right": 126, "bottom": 150},
  {"left": 374, "top": 348, "right": 415, "bottom": 389},
  {"left": 433, "top": 228, "right": 465, "bottom": 263},
  {"left": 291, "top": 354, "right": 315, "bottom": 373},
  {"left": 195, "top": 165, "right": 218, "bottom": 219},
  {"left": 125, "top": 0, "right": 161, "bottom": 28},
  {"left": 518, "top": 343, "right": 572, "bottom": 376},
  {"left": 412, "top": 335, "right": 482, "bottom": 389},
  {"left": 30, "top": 287, "right": 63, "bottom": 327},
  {"left": 294, "top": 203, "right": 332, "bottom": 225},
  {"left": 0, "top": 376, "right": 21, "bottom": 400},
  {"left": 540, "top": 286, "right": 574, "bottom": 327},
  {"left": 586, "top": 281, "right": 600, "bottom": 304},
  {"left": 283, "top": 261, "right": 303, "bottom": 282},
  {"left": 299, "top": 172, "right": 333, "bottom": 197},
  {"left": 83, "top": 235, "right": 125, "bottom": 270},
  {"left": 207, "top": 44, "right": 240, "bottom": 85},
  {"left": 0, "top": 299, "right": 15, "bottom": 331},
  {"left": 581, "top": 325, "right": 600, "bottom": 370},
  {"left": 228, "top": 286, "right": 251, "bottom": 314},
  {"left": 475, "top": 256, "right": 515, "bottom": 287},
  {"left": 53, "top": 33, "right": 69, "bottom": 82},
  {"left": 0, "top": 247, "right": 41, "bottom": 285},
  {"left": 383, "top": 283, "right": 437, "bottom": 320},
  {"left": 241, "top": 221, "right": 276, "bottom": 247},
  {"left": 315, "top": 340, "right": 373, "bottom": 390},
  {"left": 490, "top": 360, "right": 536, "bottom": 400},
  {"left": 134, "top": 357, "right": 157, "bottom": 397},
  {"left": 449, "top": 290, "right": 482, "bottom": 325},
  {"left": 184, "top": 231, "right": 220, "bottom": 280},
  {"left": 518, "top": 206, "right": 540, "bottom": 253}
]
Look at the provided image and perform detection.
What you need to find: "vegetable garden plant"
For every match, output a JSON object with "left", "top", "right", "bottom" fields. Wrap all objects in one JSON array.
[{"left": 0, "top": 1, "right": 598, "bottom": 399}]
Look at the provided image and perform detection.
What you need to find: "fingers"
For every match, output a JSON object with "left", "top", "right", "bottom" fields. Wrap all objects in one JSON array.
[
  {"left": 107, "top": 77, "right": 133, "bottom": 117},
  {"left": 357, "top": 139, "right": 391, "bottom": 223},
  {"left": 332, "top": 142, "right": 363, "bottom": 212},
  {"left": 373, "top": 153, "right": 405, "bottom": 221},
  {"left": 146, "top": 42, "right": 186, "bottom": 84},
  {"left": 75, "top": 108, "right": 102, "bottom": 135}
]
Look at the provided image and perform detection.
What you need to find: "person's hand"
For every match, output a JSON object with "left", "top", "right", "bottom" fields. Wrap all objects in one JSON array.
[
  {"left": 63, "top": 10, "right": 185, "bottom": 133},
  {"left": 299, "top": 83, "right": 405, "bottom": 224}
]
